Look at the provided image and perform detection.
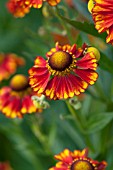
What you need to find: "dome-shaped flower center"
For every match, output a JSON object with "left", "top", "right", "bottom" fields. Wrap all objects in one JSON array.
[
  {"left": 10, "top": 74, "right": 29, "bottom": 91},
  {"left": 48, "top": 51, "right": 72, "bottom": 71},
  {"left": 71, "top": 160, "right": 94, "bottom": 170}
]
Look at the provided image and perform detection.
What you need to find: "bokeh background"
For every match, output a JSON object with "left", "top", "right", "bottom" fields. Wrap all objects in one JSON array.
[{"left": 0, "top": 0, "right": 113, "bottom": 169}]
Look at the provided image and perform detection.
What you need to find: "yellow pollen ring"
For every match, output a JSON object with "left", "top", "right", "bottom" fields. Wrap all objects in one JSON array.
[
  {"left": 47, "top": 51, "right": 76, "bottom": 76},
  {"left": 10, "top": 74, "right": 29, "bottom": 91},
  {"left": 71, "top": 160, "right": 94, "bottom": 170}
]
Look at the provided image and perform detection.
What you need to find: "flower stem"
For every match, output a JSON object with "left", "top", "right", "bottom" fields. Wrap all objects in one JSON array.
[
  {"left": 29, "top": 115, "right": 52, "bottom": 154},
  {"left": 65, "top": 100, "right": 85, "bottom": 133},
  {"left": 65, "top": 100, "right": 95, "bottom": 152}
]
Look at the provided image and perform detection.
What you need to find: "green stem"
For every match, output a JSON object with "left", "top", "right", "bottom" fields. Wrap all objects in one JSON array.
[
  {"left": 65, "top": 100, "right": 85, "bottom": 133},
  {"left": 65, "top": 100, "right": 95, "bottom": 152},
  {"left": 30, "top": 115, "right": 52, "bottom": 154}
]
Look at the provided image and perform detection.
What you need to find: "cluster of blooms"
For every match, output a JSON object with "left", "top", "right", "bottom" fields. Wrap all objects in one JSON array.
[
  {"left": 0, "top": 53, "right": 25, "bottom": 82},
  {"left": 6, "top": 0, "right": 61, "bottom": 17},
  {"left": 0, "top": 53, "right": 45, "bottom": 118},
  {"left": 49, "top": 148, "right": 107, "bottom": 170},
  {"left": 2, "top": 0, "right": 109, "bottom": 168},
  {"left": 0, "top": 42, "right": 99, "bottom": 116}
]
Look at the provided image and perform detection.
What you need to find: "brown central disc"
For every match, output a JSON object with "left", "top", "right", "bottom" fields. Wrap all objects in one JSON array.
[
  {"left": 71, "top": 160, "right": 94, "bottom": 170},
  {"left": 48, "top": 51, "right": 72, "bottom": 71}
]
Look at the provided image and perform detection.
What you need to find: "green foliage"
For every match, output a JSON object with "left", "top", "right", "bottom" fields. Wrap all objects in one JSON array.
[
  {"left": 0, "top": 0, "right": 113, "bottom": 170},
  {"left": 58, "top": 16, "right": 106, "bottom": 39},
  {"left": 85, "top": 112, "right": 113, "bottom": 134}
]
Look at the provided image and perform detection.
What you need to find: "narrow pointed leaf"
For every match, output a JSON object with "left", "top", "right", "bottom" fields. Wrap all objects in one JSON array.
[
  {"left": 85, "top": 112, "right": 113, "bottom": 134},
  {"left": 58, "top": 14, "right": 106, "bottom": 39}
]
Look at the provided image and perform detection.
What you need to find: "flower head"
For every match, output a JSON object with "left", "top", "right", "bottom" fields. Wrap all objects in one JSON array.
[
  {"left": 29, "top": 42, "right": 99, "bottom": 100},
  {"left": 6, "top": 0, "right": 61, "bottom": 18},
  {"left": 0, "top": 162, "right": 12, "bottom": 170},
  {"left": 0, "top": 74, "right": 42, "bottom": 118},
  {"left": 6, "top": 0, "right": 30, "bottom": 18},
  {"left": 88, "top": 0, "right": 113, "bottom": 44},
  {"left": 49, "top": 148, "right": 107, "bottom": 170},
  {"left": 0, "top": 53, "right": 25, "bottom": 82}
]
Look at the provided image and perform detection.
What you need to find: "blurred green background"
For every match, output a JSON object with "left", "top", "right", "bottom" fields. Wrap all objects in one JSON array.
[{"left": 0, "top": 0, "right": 113, "bottom": 169}]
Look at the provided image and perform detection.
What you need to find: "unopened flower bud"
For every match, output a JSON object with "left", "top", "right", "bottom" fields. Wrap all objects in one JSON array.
[{"left": 85, "top": 46, "right": 100, "bottom": 61}]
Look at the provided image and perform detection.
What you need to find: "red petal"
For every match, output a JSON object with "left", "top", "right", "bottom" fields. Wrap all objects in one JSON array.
[
  {"left": 34, "top": 56, "right": 47, "bottom": 67},
  {"left": 47, "top": 0, "right": 61, "bottom": 6},
  {"left": 75, "top": 69, "right": 98, "bottom": 85},
  {"left": 29, "top": 57, "right": 50, "bottom": 94},
  {"left": 76, "top": 52, "right": 97, "bottom": 70}
]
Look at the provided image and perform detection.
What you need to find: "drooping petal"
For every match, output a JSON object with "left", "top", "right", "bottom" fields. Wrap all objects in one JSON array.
[
  {"left": 91, "top": 0, "right": 113, "bottom": 44},
  {"left": 21, "top": 95, "right": 37, "bottom": 114},
  {"left": 106, "top": 25, "right": 113, "bottom": 44},
  {"left": 45, "top": 74, "right": 88, "bottom": 100},
  {"left": 75, "top": 69, "right": 98, "bottom": 85},
  {"left": 29, "top": 57, "right": 50, "bottom": 94},
  {"left": 44, "top": 76, "right": 57, "bottom": 100},
  {"left": 29, "top": 67, "right": 50, "bottom": 94},
  {"left": 68, "top": 74, "right": 88, "bottom": 95},
  {"left": 1, "top": 95, "right": 22, "bottom": 118},
  {"left": 34, "top": 56, "right": 47, "bottom": 67},
  {"left": 76, "top": 52, "right": 98, "bottom": 70}
]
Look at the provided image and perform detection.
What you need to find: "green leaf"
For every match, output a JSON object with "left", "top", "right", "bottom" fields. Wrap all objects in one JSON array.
[
  {"left": 57, "top": 14, "right": 106, "bottom": 39},
  {"left": 0, "top": 116, "right": 43, "bottom": 170},
  {"left": 59, "top": 120, "right": 85, "bottom": 148},
  {"left": 99, "top": 52, "right": 113, "bottom": 74},
  {"left": 85, "top": 112, "right": 113, "bottom": 134}
]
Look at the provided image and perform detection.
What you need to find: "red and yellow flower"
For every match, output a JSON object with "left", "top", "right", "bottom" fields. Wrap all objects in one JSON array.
[
  {"left": 6, "top": 0, "right": 61, "bottom": 18},
  {"left": 0, "top": 53, "right": 25, "bottom": 82},
  {"left": 29, "top": 42, "right": 99, "bottom": 100},
  {"left": 88, "top": 0, "right": 113, "bottom": 44},
  {"left": 0, "top": 74, "right": 42, "bottom": 118},
  {"left": 0, "top": 162, "right": 13, "bottom": 170},
  {"left": 49, "top": 148, "right": 107, "bottom": 170}
]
